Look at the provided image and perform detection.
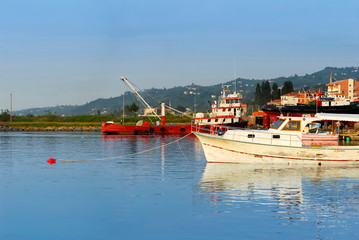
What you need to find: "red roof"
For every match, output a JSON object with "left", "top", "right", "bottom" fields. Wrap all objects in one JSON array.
[
  {"left": 282, "top": 92, "right": 302, "bottom": 97},
  {"left": 266, "top": 99, "right": 281, "bottom": 105}
]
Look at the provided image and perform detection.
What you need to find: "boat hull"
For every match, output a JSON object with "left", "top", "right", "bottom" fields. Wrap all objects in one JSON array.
[
  {"left": 101, "top": 122, "right": 192, "bottom": 135},
  {"left": 262, "top": 102, "right": 359, "bottom": 115},
  {"left": 101, "top": 122, "right": 230, "bottom": 135},
  {"left": 194, "top": 132, "right": 359, "bottom": 165},
  {"left": 302, "top": 134, "right": 339, "bottom": 146}
]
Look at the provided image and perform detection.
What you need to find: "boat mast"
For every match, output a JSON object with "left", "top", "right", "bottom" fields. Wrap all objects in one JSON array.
[
  {"left": 233, "top": 54, "right": 237, "bottom": 93},
  {"left": 120, "top": 76, "right": 161, "bottom": 120}
]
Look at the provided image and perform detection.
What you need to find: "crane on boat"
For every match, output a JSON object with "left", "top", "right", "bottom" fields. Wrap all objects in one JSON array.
[{"left": 120, "top": 76, "right": 193, "bottom": 123}]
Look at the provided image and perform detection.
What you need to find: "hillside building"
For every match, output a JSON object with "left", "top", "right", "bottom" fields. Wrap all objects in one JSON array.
[
  {"left": 280, "top": 92, "right": 309, "bottom": 105},
  {"left": 326, "top": 78, "right": 359, "bottom": 101}
]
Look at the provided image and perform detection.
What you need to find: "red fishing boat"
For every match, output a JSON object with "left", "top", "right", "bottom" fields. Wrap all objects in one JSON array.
[
  {"left": 101, "top": 77, "right": 194, "bottom": 135},
  {"left": 101, "top": 120, "right": 192, "bottom": 135}
]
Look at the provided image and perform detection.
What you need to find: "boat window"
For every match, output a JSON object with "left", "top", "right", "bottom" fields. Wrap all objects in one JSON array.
[
  {"left": 248, "top": 134, "right": 255, "bottom": 138},
  {"left": 271, "top": 119, "right": 284, "bottom": 129},
  {"left": 304, "top": 123, "right": 321, "bottom": 134},
  {"left": 282, "top": 120, "right": 301, "bottom": 131}
]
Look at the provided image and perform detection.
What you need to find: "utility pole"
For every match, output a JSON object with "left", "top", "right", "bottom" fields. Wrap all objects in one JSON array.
[
  {"left": 194, "top": 94, "right": 196, "bottom": 112},
  {"left": 122, "top": 94, "right": 125, "bottom": 124},
  {"left": 10, "top": 93, "right": 12, "bottom": 122},
  {"left": 193, "top": 92, "right": 200, "bottom": 112}
]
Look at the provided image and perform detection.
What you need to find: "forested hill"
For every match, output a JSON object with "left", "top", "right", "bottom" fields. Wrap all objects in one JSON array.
[{"left": 15, "top": 66, "right": 359, "bottom": 116}]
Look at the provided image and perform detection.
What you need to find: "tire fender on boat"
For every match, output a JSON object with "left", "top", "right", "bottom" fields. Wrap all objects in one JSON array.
[{"left": 210, "top": 124, "right": 224, "bottom": 135}]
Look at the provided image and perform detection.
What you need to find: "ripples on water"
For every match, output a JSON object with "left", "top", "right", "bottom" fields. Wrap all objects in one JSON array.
[{"left": 1, "top": 132, "right": 359, "bottom": 239}]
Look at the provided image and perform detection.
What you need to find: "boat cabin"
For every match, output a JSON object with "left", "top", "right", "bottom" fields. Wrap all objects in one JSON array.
[{"left": 219, "top": 113, "right": 359, "bottom": 148}]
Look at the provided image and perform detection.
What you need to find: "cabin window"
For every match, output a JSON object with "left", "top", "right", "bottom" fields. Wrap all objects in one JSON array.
[
  {"left": 247, "top": 134, "right": 255, "bottom": 138},
  {"left": 215, "top": 119, "right": 218, "bottom": 122},
  {"left": 282, "top": 120, "right": 301, "bottom": 131},
  {"left": 273, "top": 135, "right": 280, "bottom": 139},
  {"left": 271, "top": 119, "right": 284, "bottom": 129},
  {"left": 207, "top": 119, "right": 211, "bottom": 123}
]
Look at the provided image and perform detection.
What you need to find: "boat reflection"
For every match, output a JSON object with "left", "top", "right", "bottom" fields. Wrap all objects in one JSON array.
[{"left": 199, "top": 163, "right": 359, "bottom": 220}]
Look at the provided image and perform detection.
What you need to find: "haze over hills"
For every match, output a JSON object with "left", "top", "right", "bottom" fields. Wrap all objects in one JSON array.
[{"left": 14, "top": 67, "right": 359, "bottom": 116}]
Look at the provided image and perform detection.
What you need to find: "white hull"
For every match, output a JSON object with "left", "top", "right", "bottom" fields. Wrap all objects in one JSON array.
[{"left": 195, "top": 132, "right": 359, "bottom": 165}]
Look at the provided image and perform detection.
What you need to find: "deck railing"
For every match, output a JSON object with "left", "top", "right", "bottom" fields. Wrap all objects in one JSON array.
[{"left": 191, "top": 123, "right": 302, "bottom": 147}]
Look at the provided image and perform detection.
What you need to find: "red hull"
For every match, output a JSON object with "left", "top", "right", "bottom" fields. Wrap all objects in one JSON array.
[{"left": 101, "top": 122, "right": 193, "bottom": 135}]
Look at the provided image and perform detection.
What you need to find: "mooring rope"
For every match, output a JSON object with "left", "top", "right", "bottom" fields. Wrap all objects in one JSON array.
[
  {"left": 177, "top": 140, "right": 190, "bottom": 162},
  {"left": 48, "top": 133, "right": 193, "bottom": 164}
]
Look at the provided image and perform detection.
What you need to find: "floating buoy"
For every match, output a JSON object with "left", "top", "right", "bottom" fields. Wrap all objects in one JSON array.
[{"left": 47, "top": 158, "right": 57, "bottom": 164}]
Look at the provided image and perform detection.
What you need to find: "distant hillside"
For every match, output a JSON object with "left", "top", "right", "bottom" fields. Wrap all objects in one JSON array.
[{"left": 14, "top": 66, "right": 359, "bottom": 116}]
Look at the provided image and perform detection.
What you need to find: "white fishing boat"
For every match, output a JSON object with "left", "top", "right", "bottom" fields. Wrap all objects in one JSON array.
[
  {"left": 194, "top": 113, "right": 359, "bottom": 165},
  {"left": 193, "top": 85, "right": 248, "bottom": 128}
]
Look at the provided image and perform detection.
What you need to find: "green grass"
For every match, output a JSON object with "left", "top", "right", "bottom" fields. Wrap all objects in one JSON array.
[
  {"left": 1, "top": 113, "right": 192, "bottom": 127},
  {"left": 6, "top": 122, "right": 101, "bottom": 127}
]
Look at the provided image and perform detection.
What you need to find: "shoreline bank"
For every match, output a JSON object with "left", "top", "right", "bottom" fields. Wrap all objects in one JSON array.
[{"left": 0, "top": 125, "right": 101, "bottom": 132}]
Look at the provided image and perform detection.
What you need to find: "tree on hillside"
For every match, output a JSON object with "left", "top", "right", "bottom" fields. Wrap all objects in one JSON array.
[
  {"left": 282, "top": 81, "right": 294, "bottom": 95},
  {"left": 128, "top": 102, "right": 139, "bottom": 116},
  {"left": 176, "top": 105, "right": 186, "bottom": 113},
  {"left": 261, "top": 81, "right": 271, "bottom": 104},
  {"left": 272, "top": 83, "right": 280, "bottom": 100},
  {"left": 253, "top": 83, "right": 263, "bottom": 106},
  {"left": 0, "top": 109, "right": 10, "bottom": 122}
]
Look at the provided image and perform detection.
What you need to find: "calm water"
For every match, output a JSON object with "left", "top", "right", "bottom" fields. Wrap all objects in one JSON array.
[{"left": 1, "top": 132, "right": 359, "bottom": 240}]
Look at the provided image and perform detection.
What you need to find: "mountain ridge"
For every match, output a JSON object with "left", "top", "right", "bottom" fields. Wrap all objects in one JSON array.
[{"left": 14, "top": 66, "right": 359, "bottom": 116}]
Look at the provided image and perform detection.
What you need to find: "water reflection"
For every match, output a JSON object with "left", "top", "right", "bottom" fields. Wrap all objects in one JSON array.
[
  {"left": 99, "top": 133, "right": 203, "bottom": 168},
  {"left": 199, "top": 163, "right": 359, "bottom": 222}
]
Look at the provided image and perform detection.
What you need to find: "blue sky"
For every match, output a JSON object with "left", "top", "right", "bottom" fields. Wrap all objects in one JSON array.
[{"left": 1, "top": 0, "right": 358, "bottom": 110}]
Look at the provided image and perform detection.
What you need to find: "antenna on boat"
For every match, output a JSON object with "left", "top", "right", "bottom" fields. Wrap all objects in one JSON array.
[{"left": 233, "top": 54, "right": 237, "bottom": 93}]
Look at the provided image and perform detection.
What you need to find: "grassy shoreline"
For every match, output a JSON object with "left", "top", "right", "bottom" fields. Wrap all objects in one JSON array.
[
  {"left": 3, "top": 122, "right": 102, "bottom": 127},
  {"left": 0, "top": 114, "right": 192, "bottom": 131},
  {"left": 0, "top": 122, "right": 101, "bottom": 132},
  {"left": 1, "top": 113, "right": 192, "bottom": 127}
]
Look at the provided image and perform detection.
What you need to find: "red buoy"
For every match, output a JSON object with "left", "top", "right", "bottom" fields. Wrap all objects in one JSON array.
[{"left": 47, "top": 158, "right": 56, "bottom": 164}]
